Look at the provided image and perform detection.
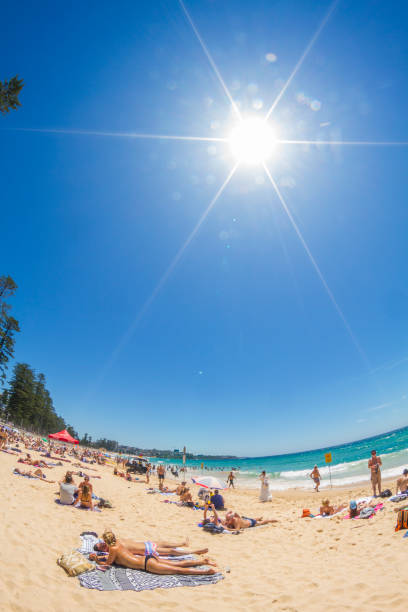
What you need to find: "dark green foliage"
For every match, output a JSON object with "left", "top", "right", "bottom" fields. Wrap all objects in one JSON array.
[
  {"left": 93, "top": 438, "right": 118, "bottom": 451},
  {"left": 0, "top": 388, "right": 9, "bottom": 417},
  {"left": 80, "top": 432, "right": 90, "bottom": 445},
  {"left": 4, "top": 363, "right": 66, "bottom": 434},
  {"left": 0, "top": 76, "right": 24, "bottom": 114},
  {"left": 0, "top": 276, "right": 20, "bottom": 384},
  {"left": 66, "top": 424, "right": 79, "bottom": 440}
]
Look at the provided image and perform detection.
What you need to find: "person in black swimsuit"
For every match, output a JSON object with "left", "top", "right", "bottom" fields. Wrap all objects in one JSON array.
[{"left": 89, "top": 531, "right": 217, "bottom": 575}]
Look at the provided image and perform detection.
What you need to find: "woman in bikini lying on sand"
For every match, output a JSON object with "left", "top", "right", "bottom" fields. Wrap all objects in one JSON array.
[{"left": 89, "top": 531, "right": 216, "bottom": 575}]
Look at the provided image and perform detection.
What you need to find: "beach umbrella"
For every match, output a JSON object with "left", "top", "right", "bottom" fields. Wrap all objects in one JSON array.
[{"left": 191, "top": 476, "right": 227, "bottom": 490}]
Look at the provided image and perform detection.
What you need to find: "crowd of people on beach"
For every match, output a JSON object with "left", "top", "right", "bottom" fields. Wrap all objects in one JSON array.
[{"left": 2, "top": 422, "right": 408, "bottom": 583}]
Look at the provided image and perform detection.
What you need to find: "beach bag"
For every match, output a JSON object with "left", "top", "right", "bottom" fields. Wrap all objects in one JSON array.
[
  {"left": 301, "top": 509, "right": 311, "bottom": 518},
  {"left": 395, "top": 509, "right": 408, "bottom": 532},
  {"left": 380, "top": 489, "right": 392, "bottom": 498},
  {"left": 391, "top": 493, "right": 408, "bottom": 502},
  {"left": 359, "top": 507, "right": 375, "bottom": 519},
  {"left": 57, "top": 550, "right": 94, "bottom": 576}
]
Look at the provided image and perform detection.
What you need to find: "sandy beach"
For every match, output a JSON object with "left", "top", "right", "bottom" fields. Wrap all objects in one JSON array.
[{"left": 1, "top": 447, "right": 407, "bottom": 612}]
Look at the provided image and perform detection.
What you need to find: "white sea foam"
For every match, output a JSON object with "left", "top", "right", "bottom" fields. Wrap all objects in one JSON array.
[
  {"left": 191, "top": 449, "right": 408, "bottom": 490},
  {"left": 160, "top": 430, "right": 408, "bottom": 491}
]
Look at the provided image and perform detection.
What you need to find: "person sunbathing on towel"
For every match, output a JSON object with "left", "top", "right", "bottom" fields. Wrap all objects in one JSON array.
[
  {"left": 319, "top": 499, "right": 347, "bottom": 516},
  {"left": 113, "top": 467, "right": 125, "bottom": 477},
  {"left": 72, "top": 462, "right": 97, "bottom": 470},
  {"left": 20, "top": 454, "right": 52, "bottom": 469},
  {"left": 94, "top": 536, "right": 208, "bottom": 557},
  {"left": 180, "top": 487, "right": 196, "bottom": 506},
  {"left": 14, "top": 467, "right": 55, "bottom": 483},
  {"left": 348, "top": 499, "right": 377, "bottom": 518},
  {"left": 32, "top": 459, "right": 52, "bottom": 468},
  {"left": 42, "top": 454, "right": 71, "bottom": 462},
  {"left": 204, "top": 504, "right": 277, "bottom": 530},
  {"left": 89, "top": 531, "right": 216, "bottom": 575}
]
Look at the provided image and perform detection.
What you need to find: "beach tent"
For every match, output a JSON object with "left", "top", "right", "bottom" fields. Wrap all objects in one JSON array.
[{"left": 48, "top": 429, "right": 79, "bottom": 444}]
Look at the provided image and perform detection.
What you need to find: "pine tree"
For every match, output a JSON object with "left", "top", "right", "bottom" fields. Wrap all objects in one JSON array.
[
  {"left": 4, "top": 364, "right": 69, "bottom": 434},
  {"left": 6, "top": 363, "right": 36, "bottom": 427},
  {"left": 32, "top": 373, "right": 48, "bottom": 432},
  {"left": 0, "top": 275, "right": 20, "bottom": 384},
  {"left": 0, "top": 76, "right": 24, "bottom": 114},
  {"left": 0, "top": 388, "right": 9, "bottom": 418}
]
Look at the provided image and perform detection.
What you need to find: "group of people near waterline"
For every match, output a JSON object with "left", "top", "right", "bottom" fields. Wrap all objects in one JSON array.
[{"left": 308, "top": 449, "right": 385, "bottom": 496}]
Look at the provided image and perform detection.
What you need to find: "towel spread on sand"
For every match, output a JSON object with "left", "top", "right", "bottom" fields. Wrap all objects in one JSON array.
[
  {"left": 77, "top": 535, "right": 222, "bottom": 591},
  {"left": 313, "top": 509, "right": 346, "bottom": 519},
  {"left": 78, "top": 566, "right": 223, "bottom": 591},
  {"left": 79, "top": 534, "right": 100, "bottom": 555},
  {"left": 54, "top": 499, "right": 101, "bottom": 512},
  {"left": 343, "top": 503, "right": 384, "bottom": 520}
]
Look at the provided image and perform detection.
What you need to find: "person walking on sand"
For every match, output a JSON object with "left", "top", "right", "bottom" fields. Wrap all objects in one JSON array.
[
  {"left": 310, "top": 465, "right": 321, "bottom": 492},
  {"left": 227, "top": 471, "right": 235, "bottom": 488},
  {"left": 368, "top": 449, "right": 382, "bottom": 497},
  {"left": 157, "top": 463, "right": 165, "bottom": 487},
  {"left": 259, "top": 470, "right": 271, "bottom": 502}
]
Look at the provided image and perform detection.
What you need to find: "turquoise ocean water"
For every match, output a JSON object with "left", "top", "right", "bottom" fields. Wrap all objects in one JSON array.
[{"left": 157, "top": 426, "right": 408, "bottom": 490}]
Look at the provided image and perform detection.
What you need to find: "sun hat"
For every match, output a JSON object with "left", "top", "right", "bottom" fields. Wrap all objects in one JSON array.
[{"left": 349, "top": 500, "right": 357, "bottom": 510}]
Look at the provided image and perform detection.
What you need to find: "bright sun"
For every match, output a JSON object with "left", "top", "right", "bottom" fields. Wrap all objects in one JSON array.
[{"left": 229, "top": 118, "right": 276, "bottom": 165}]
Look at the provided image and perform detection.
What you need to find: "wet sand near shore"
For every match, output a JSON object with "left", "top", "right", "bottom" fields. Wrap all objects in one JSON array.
[{"left": 1, "top": 448, "right": 406, "bottom": 612}]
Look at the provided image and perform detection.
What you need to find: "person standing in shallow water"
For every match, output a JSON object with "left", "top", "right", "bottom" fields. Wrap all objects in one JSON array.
[
  {"left": 310, "top": 465, "right": 321, "bottom": 492},
  {"left": 368, "top": 449, "right": 382, "bottom": 496},
  {"left": 227, "top": 471, "right": 235, "bottom": 488}
]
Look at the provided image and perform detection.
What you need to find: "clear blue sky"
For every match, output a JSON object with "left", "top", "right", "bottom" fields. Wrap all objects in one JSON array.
[{"left": 1, "top": 0, "right": 408, "bottom": 456}]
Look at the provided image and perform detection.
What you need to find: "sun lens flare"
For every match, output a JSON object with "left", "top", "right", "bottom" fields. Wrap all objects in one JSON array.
[{"left": 229, "top": 118, "right": 276, "bottom": 164}]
